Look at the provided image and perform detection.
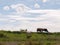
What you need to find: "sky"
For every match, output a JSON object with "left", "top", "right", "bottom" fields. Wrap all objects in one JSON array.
[{"left": 0, "top": 0, "right": 60, "bottom": 32}]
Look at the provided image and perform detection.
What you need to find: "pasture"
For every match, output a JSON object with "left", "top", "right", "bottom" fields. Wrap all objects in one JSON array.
[{"left": 0, "top": 30, "right": 60, "bottom": 45}]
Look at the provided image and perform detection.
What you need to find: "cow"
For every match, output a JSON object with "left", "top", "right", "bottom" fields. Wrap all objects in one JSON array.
[{"left": 37, "top": 28, "right": 48, "bottom": 33}]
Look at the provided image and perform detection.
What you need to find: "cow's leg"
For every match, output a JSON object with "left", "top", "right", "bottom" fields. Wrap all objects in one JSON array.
[{"left": 46, "top": 30, "right": 48, "bottom": 32}]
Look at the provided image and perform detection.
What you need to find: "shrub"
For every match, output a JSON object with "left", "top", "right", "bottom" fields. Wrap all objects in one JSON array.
[{"left": 0, "top": 33, "right": 7, "bottom": 38}]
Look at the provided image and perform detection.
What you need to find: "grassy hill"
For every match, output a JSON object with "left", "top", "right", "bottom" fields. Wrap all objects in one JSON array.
[{"left": 0, "top": 30, "right": 60, "bottom": 45}]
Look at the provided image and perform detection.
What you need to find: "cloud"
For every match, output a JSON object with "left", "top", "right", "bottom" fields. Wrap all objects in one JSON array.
[
  {"left": 27, "top": 10, "right": 60, "bottom": 22},
  {"left": 10, "top": 4, "right": 31, "bottom": 14},
  {"left": 42, "top": 0, "right": 47, "bottom": 3},
  {"left": 34, "top": 3, "right": 40, "bottom": 9},
  {"left": 27, "top": 10, "right": 60, "bottom": 14},
  {"left": 3, "top": 4, "right": 31, "bottom": 15},
  {"left": 7, "top": 15, "right": 45, "bottom": 21},
  {"left": 3, "top": 6, "right": 10, "bottom": 10},
  {"left": 0, "top": 14, "right": 8, "bottom": 21}
]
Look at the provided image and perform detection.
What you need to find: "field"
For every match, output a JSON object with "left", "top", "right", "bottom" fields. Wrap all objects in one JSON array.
[{"left": 0, "top": 30, "right": 60, "bottom": 45}]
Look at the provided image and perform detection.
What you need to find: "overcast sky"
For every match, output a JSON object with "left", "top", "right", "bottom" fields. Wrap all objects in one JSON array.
[{"left": 0, "top": 0, "right": 60, "bottom": 32}]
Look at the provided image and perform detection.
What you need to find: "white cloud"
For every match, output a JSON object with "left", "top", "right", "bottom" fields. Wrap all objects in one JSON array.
[
  {"left": 27, "top": 10, "right": 60, "bottom": 14},
  {"left": 3, "top": 6, "right": 10, "bottom": 10},
  {"left": 7, "top": 14, "right": 41, "bottom": 22},
  {"left": 34, "top": 3, "right": 40, "bottom": 8},
  {"left": 10, "top": 4, "right": 31, "bottom": 14},
  {"left": 0, "top": 14, "right": 8, "bottom": 21},
  {"left": 42, "top": 0, "right": 47, "bottom": 3},
  {"left": 3, "top": 4, "right": 31, "bottom": 15}
]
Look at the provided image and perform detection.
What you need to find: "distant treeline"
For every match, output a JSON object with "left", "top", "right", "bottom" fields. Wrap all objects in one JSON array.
[
  {"left": 0, "top": 29, "right": 27, "bottom": 33},
  {"left": 0, "top": 30, "right": 60, "bottom": 33}
]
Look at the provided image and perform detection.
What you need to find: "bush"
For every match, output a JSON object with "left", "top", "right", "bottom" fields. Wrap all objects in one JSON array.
[{"left": 0, "top": 33, "right": 7, "bottom": 38}]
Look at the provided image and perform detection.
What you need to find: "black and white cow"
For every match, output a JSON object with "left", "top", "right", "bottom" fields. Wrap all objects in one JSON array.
[{"left": 37, "top": 28, "right": 48, "bottom": 33}]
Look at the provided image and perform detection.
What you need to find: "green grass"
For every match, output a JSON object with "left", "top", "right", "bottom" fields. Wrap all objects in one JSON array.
[{"left": 0, "top": 31, "right": 60, "bottom": 45}]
